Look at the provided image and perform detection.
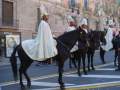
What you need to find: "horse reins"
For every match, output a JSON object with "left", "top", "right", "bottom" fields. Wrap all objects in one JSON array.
[{"left": 56, "top": 39, "right": 70, "bottom": 51}]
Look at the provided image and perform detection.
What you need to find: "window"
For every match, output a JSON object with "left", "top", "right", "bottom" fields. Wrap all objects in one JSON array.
[
  {"left": 35, "top": 8, "right": 41, "bottom": 32},
  {"left": 68, "top": 0, "right": 75, "bottom": 9},
  {"left": 2, "top": 0, "right": 13, "bottom": 26}
]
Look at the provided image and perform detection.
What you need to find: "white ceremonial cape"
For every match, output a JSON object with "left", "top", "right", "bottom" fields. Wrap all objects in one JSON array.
[
  {"left": 22, "top": 20, "right": 58, "bottom": 61},
  {"left": 67, "top": 26, "right": 78, "bottom": 52},
  {"left": 101, "top": 27, "right": 113, "bottom": 51}
]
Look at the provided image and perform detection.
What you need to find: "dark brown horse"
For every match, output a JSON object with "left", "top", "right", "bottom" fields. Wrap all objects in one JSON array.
[
  {"left": 10, "top": 27, "right": 85, "bottom": 89},
  {"left": 69, "top": 30, "right": 106, "bottom": 74},
  {"left": 87, "top": 30, "right": 106, "bottom": 71}
]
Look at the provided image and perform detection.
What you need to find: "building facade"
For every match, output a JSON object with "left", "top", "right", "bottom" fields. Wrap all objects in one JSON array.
[{"left": 0, "top": 0, "right": 119, "bottom": 57}]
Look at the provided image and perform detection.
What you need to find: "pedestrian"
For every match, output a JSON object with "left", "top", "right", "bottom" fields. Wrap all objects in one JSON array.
[
  {"left": 101, "top": 19, "right": 114, "bottom": 51},
  {"left": 115, "top": 30, "right": 120, "bottom": 71},
  {"left": 100, "top": 19, "right": 114, "bottom": 64},
  {"left": 22, "top": 4, "right": 57, "bottom": 62}
]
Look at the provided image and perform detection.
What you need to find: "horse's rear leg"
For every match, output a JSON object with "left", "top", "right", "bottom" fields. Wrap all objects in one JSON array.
[
  {"left": 69, "top": 55, "right": 77, "bottom": 68},
  {"left": 58, "top": 58, "right": 64, "bottom": 87},
  {"left": 114, "top": 50, "right": 118, "bottom": 66},
  {"left": 72, "top": 59, "right": 77, "bottom": 68},
  {"left": 23, "top": 60, "right": 33, "bottom": 88},
  {"left": 91, "top": 52, "right": 95, "bottom": 70},
  {"left": 100, "top": 47, "right": 106, "bottom": 64},
  {"left": 82, "top": 54, "right": 87, "bottom": 75},
  {"left": 87, "top": 53, "right": 91, "bottom": 71},
  {"left": 77, "top": 56, "right": 81, "bottom": 76},
  {"left": 69, "top": 55, "right": 73, "bottom": 68},
  {"left": 19, "top": 64, "right": 25, "bottom": 89}
]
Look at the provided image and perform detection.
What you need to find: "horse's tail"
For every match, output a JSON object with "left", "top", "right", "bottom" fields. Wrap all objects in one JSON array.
[{"left": 10, "top": 45, "right": 19, "bottom": 81}]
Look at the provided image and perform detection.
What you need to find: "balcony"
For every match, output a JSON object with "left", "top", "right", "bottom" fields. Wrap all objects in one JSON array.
[{"left": 0, "top": 19, "right": 19, "bottom": 32}]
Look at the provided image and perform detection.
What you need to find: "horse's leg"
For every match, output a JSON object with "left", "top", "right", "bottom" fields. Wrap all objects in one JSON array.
[
  {"left": 72, "top": 58, "right": 77, "bottom": 68},
  {"left": 82, "top": 52, "right": 87, "bottom": 75},
  {"left": 71, "top": 53, "right": 77, "bottom": 68},
  {"left": 100, "top": 47, "right": 106, "bottom": 64},
  {"left": 91, "top": 51, "right": 95, "bottom": 70},
  {"left": 114, "top": 50, "right": 118, "bottom": 66},
  {"left": 58, "top": 57, "right": 64, "bottom": 87},
  {"left": 19, "top": 63, "right": 25, "bottom": 89},
  {"left": 69, "top": 54, "right": 73, "bottom": 68},
  {"left": 87, "top": 51, "right": 91, "bottom": 71},
  {"left": 77, "top": 53, "right": 81, "bottom": 76},
  {"left": 23, "top": 60, "right": 33, "bottom": 88}
]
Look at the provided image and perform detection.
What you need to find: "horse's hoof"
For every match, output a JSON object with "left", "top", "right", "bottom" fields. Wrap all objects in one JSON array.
[
  {"left": 114, "top": 63, "right": 117, "bottom": 66},
  {"left": 27, "top": 83, "right": 31, "bottom": 89},
  {"left": 92, "top": 67, "right": 95, "bottom": 70},
  {"left": 14, "top": 76, "right": 18, "bottom": 81},
  {"left": 115, "top": 68, "right": 120, "bottom": 71},
  {"left": 59, "top": 82, "right": 64, "bottom": 87},
  {"left": 102, "top": 61, "right": 106, "bottom": 64},
  {"left": 88, "top": 68, "right": 90, "bottom": 71},
  {"left": 60, "top": 84, "right": 65, "bottom": 90},
  {"left": 77, "top": 72, "right": 81, "bottom": 76},
  {"left": 84, "top": 72, "right": 88, "bottom": 75},
  {"left": 21, "top": 85, "right": 26, "bottom": 90},
  {"left": 69, "top": 66, "right": 72, "bottom": 69},
  {"left": 75, "top": 66, "right": 77, "bottom": 69}
]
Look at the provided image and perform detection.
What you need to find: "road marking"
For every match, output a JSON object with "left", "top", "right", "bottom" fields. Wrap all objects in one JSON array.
[
  {"left": 82, "top": 75, "right": 120, "bottom": 79},
  {"left": 33, "top": 87, "right": 58, "bottom": 90},
  {"left": 95, "top": 68, "right": 115, "bottom": 71},
  {"left": 66, "top": 80, "right": 120, "bottom": 90},
  {"left": 24, "top": 81, "right": 75, "bottom": 90},
  {"left": 24, "top": 81, "right": 75, "bottom": 87},
  {"left": 65, "top": 74, "right": 120, "bottom": 79},
  {"left": 0, "top": 62, "right": 113, "bottom": 87},
  {"left": 33, "top": 88, "right": 56, "bottom": 90}
]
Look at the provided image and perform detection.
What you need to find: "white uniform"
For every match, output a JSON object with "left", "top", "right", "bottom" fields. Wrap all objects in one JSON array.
[
  {"left": 101, "top": 19, "right": 114, "bottom": 51},
  {"left": 22, "top": 20, "right": 57, "bottom": 61},
  {"left": 101, "top": 27, "right": 113, "bottom": 51}
]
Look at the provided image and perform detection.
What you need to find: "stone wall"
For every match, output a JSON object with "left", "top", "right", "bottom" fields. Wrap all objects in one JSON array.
[
  {"left": 16, "top": 0, "right": 39, "bottom": 40},
  {"left": 16, "top": 0, "right": 68, "bottom": 40},
  {"left": 39, "top": 0, "right": 68, "bottom": 36}
]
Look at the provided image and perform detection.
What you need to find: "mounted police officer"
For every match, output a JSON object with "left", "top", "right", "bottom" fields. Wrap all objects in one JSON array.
[
  {"left": 66, "top": 15, "right": 79, "bottom": 53},
  {"left": 22, "top": 4, "right": 57, "bottom": 61},
  {"left": 78, "top": 17, "right": 89, "bottom": 49}
]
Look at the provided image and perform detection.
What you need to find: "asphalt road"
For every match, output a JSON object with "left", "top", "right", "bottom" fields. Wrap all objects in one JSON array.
[{"left": 1, "top": 50, "right": 120, "bottom": 90}]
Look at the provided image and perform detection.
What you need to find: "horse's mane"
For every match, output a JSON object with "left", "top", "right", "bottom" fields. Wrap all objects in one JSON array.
[
  {"left": 56, "top": 28, "right": 80, "bottom": 49},
  {"left": 57, "top": 28, "right": 79, "bottom": 44}
]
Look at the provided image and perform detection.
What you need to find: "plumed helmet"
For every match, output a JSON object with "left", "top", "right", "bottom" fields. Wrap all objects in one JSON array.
[
  {"left": 40, "top": 4, "right": 48, "bottom": 17},
  {"left": 81, "top": 18, "right": 88, "bottom": 26}
]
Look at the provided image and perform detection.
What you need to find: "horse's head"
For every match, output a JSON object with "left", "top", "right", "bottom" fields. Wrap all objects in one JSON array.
[
  {"left": 89, "top": 31, "right": 106, "bottom": 49},
  {"left": 99, "top": 31, "right": 106, "bottom": 45},
  {"left": 76, "top": 26, "right": 87, "bottom": 41},
  {"left": 57, "top": 27, "right": 84, "bottom": 50}
]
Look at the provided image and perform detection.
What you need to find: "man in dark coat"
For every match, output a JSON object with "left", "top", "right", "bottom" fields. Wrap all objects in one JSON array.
[{"left": 115, "top": 31, "right": 120, "bottom": 71}]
